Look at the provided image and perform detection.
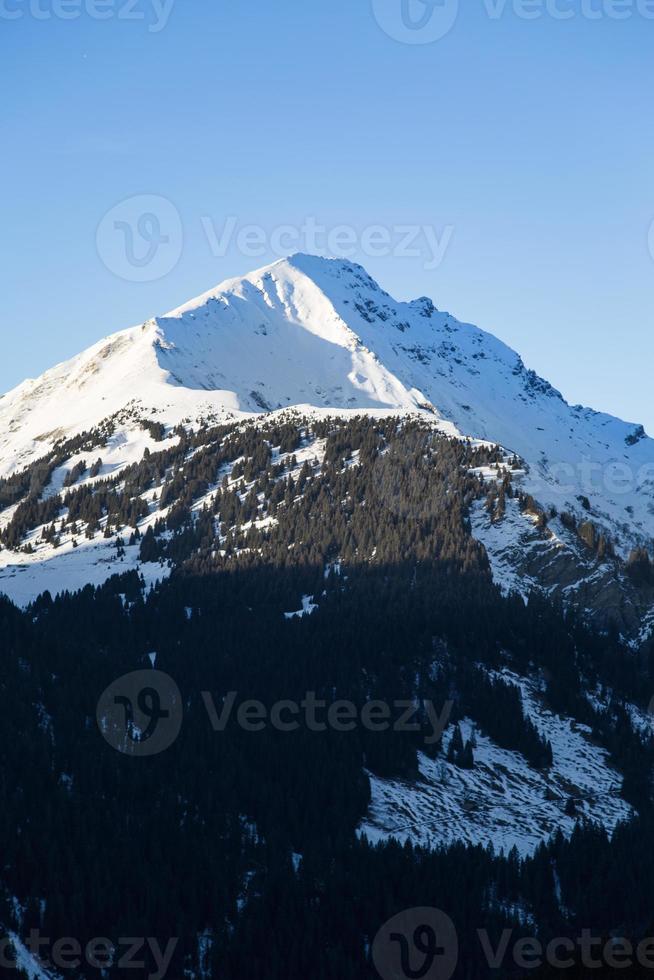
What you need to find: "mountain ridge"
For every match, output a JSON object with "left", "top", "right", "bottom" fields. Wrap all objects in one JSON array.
[
  {"left": 1, "top": 254, "right": 651, "bottom": 546},
  {"left": 1, "top": 253, "right": 653, "bottom": 623}
]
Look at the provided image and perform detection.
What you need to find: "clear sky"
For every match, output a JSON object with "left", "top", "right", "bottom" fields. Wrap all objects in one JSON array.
[{"left": 2, "top": 0, "right": 653, "bottom": 430}]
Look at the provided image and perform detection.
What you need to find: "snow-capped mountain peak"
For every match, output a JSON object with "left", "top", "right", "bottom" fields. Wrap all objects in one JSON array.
[
  {"left": 154, "top": 253, "right": 427, "bottom": 415},
  {"left": 1, "top": 253, "right": 653, "bottom": 612}
]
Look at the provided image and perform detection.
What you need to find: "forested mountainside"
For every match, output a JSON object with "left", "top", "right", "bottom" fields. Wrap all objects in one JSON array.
[
  {"left": 1, "top": 416, "right": 654, "bottom": 978},
  {"left": 2, "top": 255, "right": 654, "bottom": 641},
  {"left": 2, "top": 405, "right": 654, "bottom": 639}
]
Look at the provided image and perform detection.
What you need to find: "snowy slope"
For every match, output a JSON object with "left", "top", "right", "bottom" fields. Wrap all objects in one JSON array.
[
  {"left": 2, "top": 254, "right": 651, "bottom": 546},
  {"left": 0, "top": 253, "right": 653, "bottom": 605},
  {"left": 360, "top": 670, "right": 633, "bottom": 858},
  {"left": 0, "top": 256, "right": 429, "bottom": 479}
]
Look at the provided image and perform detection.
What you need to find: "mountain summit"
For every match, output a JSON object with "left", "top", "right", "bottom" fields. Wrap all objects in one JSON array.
[
  {"left": 1, "top": 254, "right": 653, "bottom": 616},
  {"left": 1, "top": 254, "right": 651, "bottom": 546}
]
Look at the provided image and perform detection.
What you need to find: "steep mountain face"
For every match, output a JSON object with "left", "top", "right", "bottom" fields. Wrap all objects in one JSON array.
[
  {"left": 1, "top": 414, "right": 653, "bottom": 977},
  {"left": 3, "top": 339, "right": 654, "bottom": 978},
  {"left": 0, "top": 254, "right": 431, "bottom": 479},
  {"left": 0, "top": 254, "right": 653, "bottom": 629}
]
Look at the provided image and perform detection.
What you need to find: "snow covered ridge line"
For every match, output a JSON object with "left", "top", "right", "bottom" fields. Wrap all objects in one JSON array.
[
  {"left": 1, "top": 251, "right": 653, "bottom": 557},
  {"left": 98, "top": 667, "right": 455, "bottom": 758}
]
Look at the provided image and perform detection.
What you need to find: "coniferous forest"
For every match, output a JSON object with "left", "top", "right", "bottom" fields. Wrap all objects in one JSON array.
[{"left": 1, "top": 417, "right": 654, "bottom": 978}]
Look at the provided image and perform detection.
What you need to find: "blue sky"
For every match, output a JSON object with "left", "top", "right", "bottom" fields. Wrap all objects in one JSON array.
[{"left": 2, "top": 0, "right": 653, "bottom": 429}]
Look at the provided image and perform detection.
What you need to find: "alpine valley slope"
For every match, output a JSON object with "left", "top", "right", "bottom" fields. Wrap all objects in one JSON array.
[{"left": 1, "top": 253, "right": 653, "bottom": 621}]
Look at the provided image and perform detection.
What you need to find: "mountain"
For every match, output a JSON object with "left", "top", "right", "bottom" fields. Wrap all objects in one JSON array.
[
  {"left": 1, "top": 253, "right": 653, "bottom": 633},
  {"left": 3, "top": 255, "right": 654, "bottom": 979}
]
